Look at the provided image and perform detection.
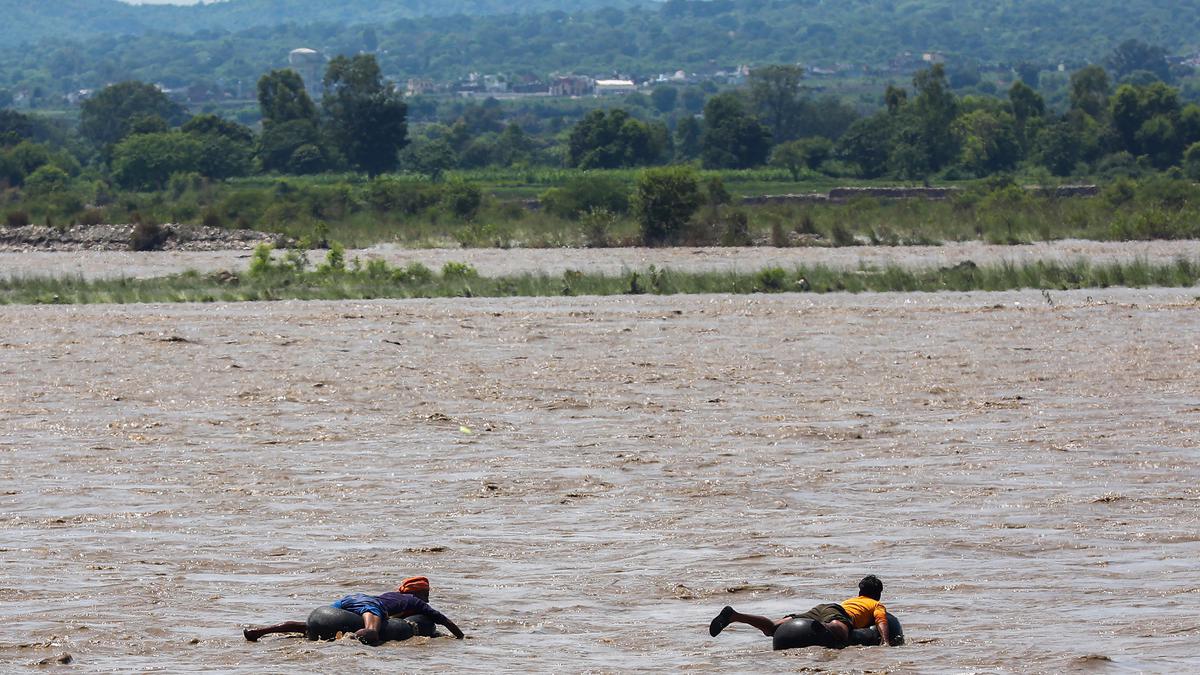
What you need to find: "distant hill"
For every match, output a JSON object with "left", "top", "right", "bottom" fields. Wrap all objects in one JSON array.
[
  {"left": 1, "top": 0, "right": 1196, "bottom": 102},
  {"left": 0, "top": 0, "right": 652, "bottom": 44}
]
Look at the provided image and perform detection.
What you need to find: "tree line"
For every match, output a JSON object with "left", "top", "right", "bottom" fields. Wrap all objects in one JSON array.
[{"left": 7, "top": 56, "right": 1200, "bottom": 202}]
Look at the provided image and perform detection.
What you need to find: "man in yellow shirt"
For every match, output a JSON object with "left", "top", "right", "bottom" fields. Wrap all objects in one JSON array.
[{"left": 708, "top": 575, "right": 894, "bottom": 648}]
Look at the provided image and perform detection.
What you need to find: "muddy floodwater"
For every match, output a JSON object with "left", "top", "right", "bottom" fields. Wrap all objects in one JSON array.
[{"left": 2, "top": 284, "right": 1199, "bottom": 671}]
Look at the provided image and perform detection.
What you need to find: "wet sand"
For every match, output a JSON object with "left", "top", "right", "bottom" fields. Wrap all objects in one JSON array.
[
  {"left": 3, "top": 239, "right": 1200, "bottom": 281},
  {"left": 2, "top": 288, "right": 1199, "bottom": 671}
]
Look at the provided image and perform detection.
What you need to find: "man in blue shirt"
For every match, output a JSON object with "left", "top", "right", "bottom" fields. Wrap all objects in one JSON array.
[{"left": 243, "top": 576, "right": 465, "bottom": 644}]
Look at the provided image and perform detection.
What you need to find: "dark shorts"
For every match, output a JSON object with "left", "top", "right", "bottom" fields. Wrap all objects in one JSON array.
[
  {"left": 789, "top": 603, "right": 853, "bottom": 626},
  {"left": 331, "top": 593, "right": 387, "bottom": 618}
]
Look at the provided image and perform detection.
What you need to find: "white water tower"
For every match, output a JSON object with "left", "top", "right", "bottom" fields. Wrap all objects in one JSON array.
[{"left": 288, "top": 48, "right": 325, "bottom": 99}]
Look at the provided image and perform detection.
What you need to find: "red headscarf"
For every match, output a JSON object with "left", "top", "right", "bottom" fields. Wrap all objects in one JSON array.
[{"left": 399, "top": 576, "right": 430, "bottom": 594}]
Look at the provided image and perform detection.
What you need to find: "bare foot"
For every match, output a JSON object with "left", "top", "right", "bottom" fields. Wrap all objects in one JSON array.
[{"left": 709, "top": 606, "right": 735, "bottom": 637}]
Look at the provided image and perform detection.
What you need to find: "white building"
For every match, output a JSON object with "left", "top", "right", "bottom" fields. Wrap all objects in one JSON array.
[{"left": 594, "top": 79, "right": 637, "bottom": 95}]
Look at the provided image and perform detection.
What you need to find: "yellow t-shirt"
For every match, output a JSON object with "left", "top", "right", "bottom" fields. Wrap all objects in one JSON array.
[{"left": 840, "top": 595, "right": 887, "bottom": 629}]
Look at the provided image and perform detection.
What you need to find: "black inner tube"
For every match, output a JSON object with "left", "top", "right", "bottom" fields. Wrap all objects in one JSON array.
[
  {"left": 772, "top": 613, "right": 904, "bottom": 651},
  {"left": 304, "top": 606, "right": 417, "bottom": 642}
]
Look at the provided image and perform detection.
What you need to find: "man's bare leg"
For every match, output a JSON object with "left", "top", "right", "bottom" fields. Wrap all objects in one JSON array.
[
  {"left": 354, "top": 612, "right": 384, "bottom": 645},
  {"left": 709, "top": 606, "right": 789, "bottom": 637},
  {"left": 244, "top": 620, "right": 307, "bottom": 641}
]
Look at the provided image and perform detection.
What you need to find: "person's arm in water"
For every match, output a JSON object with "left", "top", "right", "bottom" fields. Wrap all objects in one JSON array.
[
  {"left": 873, "top": 605, "right": 891, "bottom": 646},
  {"left": 419, "top": 604, "right": 465, "bottom": 639},
  {"left": 438, "top": 615, "right": 465, "bottom": 639},
  {"left": 397, "top": 594, "right": 466, "bottom": 639}
]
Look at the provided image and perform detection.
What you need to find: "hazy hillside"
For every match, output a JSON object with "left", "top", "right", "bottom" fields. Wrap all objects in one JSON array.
[
  {"left": 0, "top": 0, "right": 651, "bottom": 44},
  {"left": 1, "top": 0, "right": 1196, "bottom": 102}
]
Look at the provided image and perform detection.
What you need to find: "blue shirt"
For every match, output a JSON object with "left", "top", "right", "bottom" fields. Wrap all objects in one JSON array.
[{"left": 331, "top": 592, "right": 450, "bottom": 626}]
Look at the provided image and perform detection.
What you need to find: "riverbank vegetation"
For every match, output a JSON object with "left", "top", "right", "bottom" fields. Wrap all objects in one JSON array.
[
  {"left": 6, "top": 47, "right": 1200, "bottom": 251},
  {"left": 3, "top": 245, "right": 1196, "bottom": 306}
]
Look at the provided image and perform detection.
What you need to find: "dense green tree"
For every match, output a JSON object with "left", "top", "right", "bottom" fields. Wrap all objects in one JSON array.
[
  {"left": 322, "top": 54, "right": 408, "bottom": 176},
  {"left": 953, "top": 109, "right": 1020, "bottom": 175},
  {"left": 179, "top": 113, "right": 255, "bottom": 179},
  {"left": 257, "top": 69, "right": 325, "bottom": 173},
  {"left": 1135, "top": 114, "right": 1180, "bottom": 168},
  {"left": 566, "top": 109, "right": 666, "bottom": 169},
  {"left": 1008, "top": 81, "right": 1045, "bottom": 124},
  {"left": 1105, "top": 39, "right": 1170, "bottom": 83},
  {"left": 181, "top": 114, "right": 255, "bottom": 145},
  {"left": 836, "top": 112, "right": 894, "bottom": 178},
  {"left": 680, "top": 87, "right": 707, "bottom": 114},
  {"left": 909, "top": 64, "right": 960, "bottom": 172},
  {"left": 793, "top": 96, "right": 860, "bottom": 141},
  {"left": 1034, "top": 120, "right": 1084, "bottom": 176},
  {"left": 79, "top": 81, "right": 185, "bottom": 149},
  {"left": 1111, "top": 82, "right": 1181, "bottom": 159},
  {"left": 674, "top": 115, "right": 701, "bottom": 161},
  {"left": 770, "top": 137, "right": 833, "bottom": 179},
  {"left": 1014, "top": 62, "right": 1042, "bottom": 89},
  {"left": 748, "top": 64, "right": 804, "bottom": 143},
  {"left": 1183, "top": 142, "right": 1200, "bottom": 180},
  {"left": 22, "top": 164, "right": 70, "bottom": 195},
  {"left": 1069, "top": 65, "right": 1111, "bottom": 119},
  {"left": 110, "top": 131, "right": 203, "bottom": 190},
  {"left": 1008, "top": 80, "right": 1045, "bottom": 150},
  {"left": 700, "top": 93, "right": 771, "bottom": 169},
  {"left": 257, "top": 69, "right": 318, "bottom": 125},
  {"left": 400, "top": 138, "right": 457, "bottom": 180},
  {"left": 650, "top": 86, "right": 678, "bottom": 113},
  {"left": 884, "top": 85, "right": 908, "bottom": 114},
  {"left": 633, "top": 164, "right": 702, "bottom": 245},
  {"left": 0, "top": 110, "right": 35, "bottom": 147},
  {"left": 259, "top": 118, "right": 326, "bottom": 174}
]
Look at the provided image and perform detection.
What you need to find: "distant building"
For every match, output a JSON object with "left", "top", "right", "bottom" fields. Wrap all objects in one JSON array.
[
  {"left": 289, "top": 48, "right": 326, "bottom": 99},
  {"left": 482, "top": 74, "right": 508, "bottom": 93},
  {"left": 594, "top": 79, "right": 637, "bottom": 95},
  {"left": 406, "top": 78, "right": 435, "bottom": 96},
  {"left": 550, "top": 75, "right": 593, "bottom": 97}
]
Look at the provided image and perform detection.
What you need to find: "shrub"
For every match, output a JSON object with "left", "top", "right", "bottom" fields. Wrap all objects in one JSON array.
[
  {"left": 78, "top": 208, "right": 106, "bottom": 226},
  {"left": 23, "top": 165, "right": 70, "bottom": 195},
  {"left": 540, "top": 175, "right": 630, "bottom": 219},
  {"left": 720, "top": 210, "right": 752, "bottom": 246},
  {"left": 201, "top": 207, "right": 224, "bottom": 229},
  {"left": 770, "top": 221, "right": 788, "bottom": 247},
  {"left": 393, "top": 262, "right": 434, "bottom": 284},
  {"left": 444, "top": 180, "right": 483, "bottom": 221},
  {"left": 581, "top": 207, "right": 618, "bottom": 248},
  {"left": 366, "top": 176, "right": 443, "bottom": 215},
  {"left": 248, "top": 244, "right": 274, "bottom": 276},
  {"left": 441, "top": 261, "right": 478, "bottom": 280},
  {"left": 633, "top": 165, "right": 702, "bottom": 246},
  {"left": 1184, "top": 142, "right": 1200, "bottom": 181},
  {"left": 830, "top": 222, "right": 858, "bottom": 247},
  {"left": 755, "top": 267, "right": 789, "bottom": 292},
  {"left": 316, "top": 242, "right": 346, "bottom": 274},
  {"left": 130, "top": 220, "right": 169, "bottom": 251},
  {"left": 5, "top": 210, "right": 30, "bottom": 227}
]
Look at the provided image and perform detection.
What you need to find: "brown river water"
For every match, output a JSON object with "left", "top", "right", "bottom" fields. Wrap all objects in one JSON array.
[{"left": 2, "top": 249, "right": 1199, "bottom": 672}]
